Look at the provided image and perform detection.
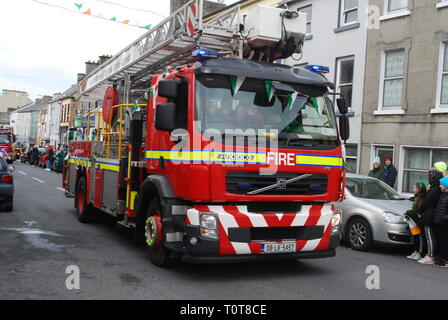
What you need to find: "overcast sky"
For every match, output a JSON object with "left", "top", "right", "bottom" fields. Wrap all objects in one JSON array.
[
  {"left": 0, "top": 0, "right": 239, "bottom": 100},
  {"left": 0, "top": 0, "right": 169, "bottom": 99}
]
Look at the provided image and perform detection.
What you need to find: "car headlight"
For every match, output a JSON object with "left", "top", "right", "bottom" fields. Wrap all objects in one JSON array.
[
  {"left": 200, "top": 214, "right": 218, "bottom": 239},
  {"left": 383, "top": 211, "right": 406, "bottom": 224}
]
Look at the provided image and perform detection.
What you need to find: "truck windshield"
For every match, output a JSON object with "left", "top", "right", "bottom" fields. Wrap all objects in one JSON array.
[
  {"left": 0, "top": 134, "right": 11, "bottom": 144},
  {"left": 195, "top": 74, "right": 339, "bottom": 148}
]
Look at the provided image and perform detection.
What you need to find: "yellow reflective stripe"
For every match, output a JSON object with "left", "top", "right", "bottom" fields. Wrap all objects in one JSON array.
[
  {"left": 68, "top": 159, "right": 92, "bottom": 167},
  {"left": 95, "top": 162, "right": 120, "bottom": 172},
  {"left": 146, "top": 150, "right": 265, "bottom": 164},
  {"left": 296, "top": 154, "right": 343, "bottom": 167},
  {"left": 130, "top": 191, "right": 138, "bottom": 210}
]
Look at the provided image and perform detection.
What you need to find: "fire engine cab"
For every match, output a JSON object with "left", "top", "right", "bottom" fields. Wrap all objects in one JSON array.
[{"left": 63, "top": 0, "right": 350, "bottom": 266}]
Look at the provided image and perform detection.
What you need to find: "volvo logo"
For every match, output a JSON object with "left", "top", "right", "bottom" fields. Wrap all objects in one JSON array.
[{"left": 276, "top": 178, "right": 287, "bottom": 190}]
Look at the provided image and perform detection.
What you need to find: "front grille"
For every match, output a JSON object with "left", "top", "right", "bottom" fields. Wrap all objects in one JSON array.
[
  {"left": 226, "top": 172, "right": 328, "bottom": 195},
  {"left": 227, "top": 226, "right": 325, "bottom": 242}
]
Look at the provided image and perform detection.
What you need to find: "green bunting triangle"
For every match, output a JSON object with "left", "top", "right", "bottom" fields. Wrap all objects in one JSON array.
[
  {"left": 287, "top": 92, "right": 299, "bottom": 110},
  {"left": 230, "top": 75, "right": 245, "bottom": 96},
  {"left": 111, "top": 17, "right": 117, "bottom": 21},
  {"left": 74, "top": 3, "right": 83, "bottom": 10},
  {"left": 310, "top": 97, "right": 320, "bottom": 114},
  {"left": 265, "top": 80, "right": 274, "bottom": 101},
  {"left": 144, "top": 24, "right": 152, "bottom": 29}
]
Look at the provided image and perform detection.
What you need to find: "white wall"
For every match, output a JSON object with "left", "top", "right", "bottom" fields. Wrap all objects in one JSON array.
[
  {"left": 15, "top": 112, "right": 31, "bottom": 145},
  {"left": 48, "top": 101, "right": 61, "bottom": 147}
]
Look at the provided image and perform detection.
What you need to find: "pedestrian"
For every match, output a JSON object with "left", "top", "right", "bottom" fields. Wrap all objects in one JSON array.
[
  {"left": 434, "top": 161, "right": 448, "bottom": 177},
  {"left": 31, "top": 146, "right": 40, "bottom": 166},
  {"left": 55, "top": 146, "right": 65, "bottom": 173},
  {"left": 45, "top": 146, "right": 54, "bottom": 171},
  {"left": 416, "top": 168, "right": 443, "bottom": 265},
  {"left": 368, "top": 157, "right": 383, "bottom": 179},
  {"left": 380, "top": 156, "right": 398, "bottom": 188},
  {"left": 433, "top": 177, "right": 448, "bottom": 267},
  {"left": 405, "top": 182, "right": 427, "bottom": 260}
]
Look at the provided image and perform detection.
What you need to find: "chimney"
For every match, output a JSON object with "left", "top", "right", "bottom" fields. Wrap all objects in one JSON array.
[
  {"left": 99, "top": 55, "right": 112, "bottom": 65},
  {"left": 77, "top": 73, "right": 86, "bottom": 83},
  {"left": 85, "top": 60, "right": 99, "bottom": 75}
]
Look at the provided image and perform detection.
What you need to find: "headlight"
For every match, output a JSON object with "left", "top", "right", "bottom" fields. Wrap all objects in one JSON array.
[
  {"left": 332, "top": 212, "right": 342, "bottom": 227},
  {"left": 200, "top": 214, "right": 217, "bottom": 230},
  {"left": 331, "top": 210, "right": 342, "bottom": 233},
  {"left": 200, "top": 214, "right": 218, "bottom": 239},
  {"left": 383, "top": 211, "right": 405, "bottom": 224}
]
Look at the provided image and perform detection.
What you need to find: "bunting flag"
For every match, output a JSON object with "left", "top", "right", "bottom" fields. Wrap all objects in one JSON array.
[
  {"left": 310, "top": 97, "right": 320, "bottom": 114},
  {"left": 287, "top": 92, "right": 299, "bottom": 110},
  {"left": 265, "top": 80, "right": 275, "bottom": 101},
  {"left": 230, "top": 75, "right": 245, "bottom": 96},
  {"left": 30, "top": 1, "right": 158, "bottom": 30}
]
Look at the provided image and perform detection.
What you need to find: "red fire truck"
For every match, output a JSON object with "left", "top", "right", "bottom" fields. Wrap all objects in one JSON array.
[
  {"left": 0, "top": 128, "right": 15, "bottom": 164},
  {"left": 63, "top": 1, "right": 350, "bottom": 266}
]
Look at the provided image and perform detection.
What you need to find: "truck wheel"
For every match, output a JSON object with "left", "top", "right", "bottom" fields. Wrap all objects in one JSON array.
[
  {"left": 145, "top": 199, "right": 176, "bottom": 267},
  {"left": 75, "top": 176, "right": 95, "bottom": 223},
  {"left": 346, "top": 218, "right": 373, "bottom": 251}
]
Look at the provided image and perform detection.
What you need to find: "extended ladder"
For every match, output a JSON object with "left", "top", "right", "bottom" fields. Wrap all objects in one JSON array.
[{"left": 79, "top": 0, "right": 241, "bottom": 102}]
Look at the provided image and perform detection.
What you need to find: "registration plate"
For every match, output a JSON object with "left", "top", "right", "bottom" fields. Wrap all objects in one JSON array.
[{"left": 261, "top": 241, "right": 296, "bottom": 254}]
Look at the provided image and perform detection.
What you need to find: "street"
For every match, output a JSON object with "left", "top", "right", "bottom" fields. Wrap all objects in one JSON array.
[{"left": 0, "top": 163, "right": 446, "bottom": 300}]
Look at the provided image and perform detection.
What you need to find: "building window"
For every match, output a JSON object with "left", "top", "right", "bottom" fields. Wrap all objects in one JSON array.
[
  {"left": 439, "top": 42, "right": 448, "bottom": 106},
  {"left": 336, "top": 56, "right": 354, "bottom": 110},
  {"left": 345, "top": 144, "right": 358, "bottom": 173},
  {"left": 386, "top": 0, "right": 408, "bottom": 12},
  {"left": 382, "top": 49, "right": 405, "bottom": 108},
  {"left": 402, "top": 148, "right": 448, "bottom": 193},
  {"left": 340, "top": 0, "right": 358, "bottom": 25},
  {"left": 298, "top": 5, "right": 312, "bottom": 34}
]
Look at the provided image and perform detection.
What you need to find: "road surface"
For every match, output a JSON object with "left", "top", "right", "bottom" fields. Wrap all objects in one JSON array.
[{"left": 1, "top": 163, "right": 447, "bottom": 300}]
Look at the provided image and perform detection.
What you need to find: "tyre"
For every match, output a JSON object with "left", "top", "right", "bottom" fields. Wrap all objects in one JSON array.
[
  {"left": 346, "top": 217, "right": 373, "bottom": 251},
  {"left": 144, "top": 199, "right": 177, "bottom": 267},
  {"left": 75, "top": 176, "right": 95, "bottom": 223},
  {"left": 3, "top": 200, "right": 13, "bottom": 212}
]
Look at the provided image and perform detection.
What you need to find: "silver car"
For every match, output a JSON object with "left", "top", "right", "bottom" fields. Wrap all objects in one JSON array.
[{"left": 333, "top": 174, "right": 413, "bottom": 251}]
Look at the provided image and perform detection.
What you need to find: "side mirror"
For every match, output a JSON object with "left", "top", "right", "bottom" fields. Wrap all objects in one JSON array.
[
  {"left": 158, "top": 80, "right": 178, "bottom": 99},
  {"left": 339, "top": 115, "right": 350, "bottom": 142},
  {"left": 155, "top": 102, "right": 176, "bottom": 132},
  {"left": 336, "top": 97, "right": 348, "bottom": 115}
]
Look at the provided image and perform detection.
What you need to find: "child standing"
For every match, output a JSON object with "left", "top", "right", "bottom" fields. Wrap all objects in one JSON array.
[{"left": 405, "top": 182, "right": 427, "bottom": 260}]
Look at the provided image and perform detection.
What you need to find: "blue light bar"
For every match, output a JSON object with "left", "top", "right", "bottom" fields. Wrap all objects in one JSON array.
[
  {"left": 192, "top": 48, "right": 219, "bottom": 58},
  {"left": 304, "top": 65, "right": 330, "bottom": 74}
]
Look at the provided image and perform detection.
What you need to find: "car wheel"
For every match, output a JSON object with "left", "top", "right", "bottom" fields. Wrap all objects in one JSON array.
[
  {"left": 346, "top": 218, "right": 373, "bottom": 251},
  {"left": 3, "top": 200, "right": 13, "bottom": 212},
  {"left": 144, "top": 199, "right": 177, "bottom": 267}
]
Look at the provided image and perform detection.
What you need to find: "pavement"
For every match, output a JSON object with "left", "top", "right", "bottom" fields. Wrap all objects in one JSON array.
[{"left": 1, "top": 162, "right": 448, "bottom": 300}]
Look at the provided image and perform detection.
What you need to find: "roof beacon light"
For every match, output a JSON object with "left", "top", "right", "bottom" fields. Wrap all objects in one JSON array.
[
  {"left": 305, "top": 65, "right": 330, "bottom": 74},
  {"left": 192, "top": 48, "right": 220, "bottom": 59}
]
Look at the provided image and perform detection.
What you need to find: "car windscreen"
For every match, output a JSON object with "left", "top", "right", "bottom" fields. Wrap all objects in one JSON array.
[{"left": 346, "top": 177, "right": 403, "bottom": 200}]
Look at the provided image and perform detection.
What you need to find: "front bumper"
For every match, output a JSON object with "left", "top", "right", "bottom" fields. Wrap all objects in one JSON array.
[
  {"left": 375, "top": 222, "right": 412, "bottom": 246},
  {"left": 181, "top": 248, "right": 337, "bottom": 264},
  {"left": 180, "top": 204, "right": 340, "bottom": 263}
]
